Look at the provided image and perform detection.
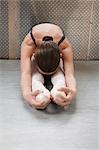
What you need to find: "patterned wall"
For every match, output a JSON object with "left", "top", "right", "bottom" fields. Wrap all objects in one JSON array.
[
  {"left": 0, "top": 0, "right": 9, "bottom": 58},
  {"left": 0, "top": 0, "right": 99, "bottom": 60},
  {"left": 89, "top": 0, "right": 99, "bottom": 60}
]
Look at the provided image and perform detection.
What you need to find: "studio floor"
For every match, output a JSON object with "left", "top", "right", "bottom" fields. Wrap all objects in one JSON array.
[{"left": 0, "top": 60, "right": 99, "bottom": 150}]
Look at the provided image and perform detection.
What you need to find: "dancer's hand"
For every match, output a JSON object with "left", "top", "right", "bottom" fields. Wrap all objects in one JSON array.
[
  {"left": 24, "top": 90, "right": 50, "bottom": 109},
  {"left": 58, "top": 87, "right": 77, "bottom": 104}
]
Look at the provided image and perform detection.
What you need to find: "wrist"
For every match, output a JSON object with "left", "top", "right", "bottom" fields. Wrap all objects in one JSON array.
[
  {"left": 67, "top": 86, "right": 77, "bottom": 98},
  {"left": 22, "top": 90, "right": 32, "bottom": 99},
  {"left": 72, "top": 88, "right": 77, "bottom": 99}
]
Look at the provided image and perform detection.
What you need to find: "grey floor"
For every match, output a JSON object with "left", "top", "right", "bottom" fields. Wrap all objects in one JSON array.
[{"left": 0, "top": 60, "right": 99, "bottom": 150}]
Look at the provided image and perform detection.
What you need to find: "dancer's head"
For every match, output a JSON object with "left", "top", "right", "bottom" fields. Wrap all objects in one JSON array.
[{"left": 34, "top": 41, "right": 60, "bottom": 75}]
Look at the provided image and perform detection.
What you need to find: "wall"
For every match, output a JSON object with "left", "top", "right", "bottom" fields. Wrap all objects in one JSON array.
[{"left": 0, "top": 0, "right": 99, "bottom": 60}]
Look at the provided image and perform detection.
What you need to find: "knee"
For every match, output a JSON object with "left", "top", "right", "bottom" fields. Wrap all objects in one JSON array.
[
  {"left": 51, "top": 72, "right": 65, "bottom": 85},
  {"left": 32, "top": 72, "right": 44, "bottom": 84}
]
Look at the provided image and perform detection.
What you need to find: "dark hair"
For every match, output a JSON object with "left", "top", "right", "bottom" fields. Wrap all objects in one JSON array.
[{"left": 34, "top": 41, "right": 60, "bottom": 73}]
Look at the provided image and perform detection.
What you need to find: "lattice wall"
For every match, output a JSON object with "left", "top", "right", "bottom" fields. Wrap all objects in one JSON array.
[{"left": 0, "top": 0, "right": 99, "bottom": 60}]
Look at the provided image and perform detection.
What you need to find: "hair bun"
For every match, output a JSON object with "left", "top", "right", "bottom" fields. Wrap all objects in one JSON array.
[{"left": 42, "top": 36, "right": 53, "bottom": 41}]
